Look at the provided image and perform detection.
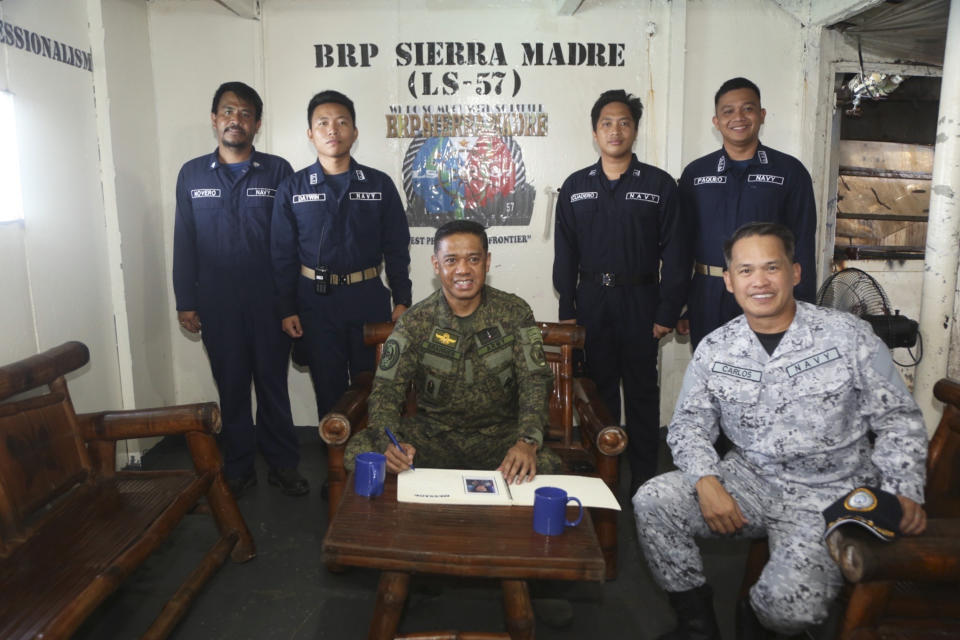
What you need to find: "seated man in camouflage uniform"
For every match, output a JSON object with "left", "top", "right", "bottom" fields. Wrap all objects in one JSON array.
[
  {"left": 634, "top": 222, "right": 928, "bottom": 640},
  {"left": 345, "top": 220, "right": 561, "bottom": 483}
]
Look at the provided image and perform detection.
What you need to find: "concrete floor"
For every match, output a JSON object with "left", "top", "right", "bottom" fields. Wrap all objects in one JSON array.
[{"left": 73, "top": 429, "right": 750, "bottom": 640}]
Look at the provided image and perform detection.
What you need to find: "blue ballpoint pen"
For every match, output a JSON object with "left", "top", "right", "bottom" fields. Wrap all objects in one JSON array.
[{"left": 384, "top": 427, "right": 415, "bottom": 470}]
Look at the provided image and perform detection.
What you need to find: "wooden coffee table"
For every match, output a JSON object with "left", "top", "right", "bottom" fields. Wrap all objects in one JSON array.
[{"left": 322, "top": 474, "right": 606, "bottom": 640}]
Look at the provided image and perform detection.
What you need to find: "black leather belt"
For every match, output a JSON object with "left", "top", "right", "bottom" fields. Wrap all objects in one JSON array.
[{"left": 579, "top": 270, "right": 656, "bottom": 287}]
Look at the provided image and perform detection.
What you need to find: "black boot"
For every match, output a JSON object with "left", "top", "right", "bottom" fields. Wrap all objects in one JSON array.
[
  {"left": 657, "top": 584, "right": 722, "bottom": 640},
  {"left": 736, "top": 599, "right": 774, "bottom": 640}
]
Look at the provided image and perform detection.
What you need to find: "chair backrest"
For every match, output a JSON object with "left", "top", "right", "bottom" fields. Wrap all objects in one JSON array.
[
  {"left": 363, "top": 321, "right": 585, "bottom": 447},
  {"left": 925, "top": 378, "right": 960, "bottom": 517},
  {"left": 0, "top": 342, "right": 92, "bottom": 553}
]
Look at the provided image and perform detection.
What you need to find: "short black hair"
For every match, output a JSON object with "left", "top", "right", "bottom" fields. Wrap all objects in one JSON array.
[
  {"left": 722, "top": 222, "right": 796, "bottom": 266},
  {"left": 307, "top": 90, "right": 356, "bottom": 127},
  {"left": 714, "top": 77, "right": 762, "bottom": 107},
  {"left": 591, "top": 90, "right": 643, "bottom": 130},
  {"left": 434, "top": 220, "right": 488, "bottom": 253},
  {"left": 211, "top": 82, "right": 263, "bottom": 121}
]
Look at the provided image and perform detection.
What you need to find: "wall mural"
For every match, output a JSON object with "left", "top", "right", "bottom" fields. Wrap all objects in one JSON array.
[{"left": 318, "top": 40, "right": 625, "bottom": 231}]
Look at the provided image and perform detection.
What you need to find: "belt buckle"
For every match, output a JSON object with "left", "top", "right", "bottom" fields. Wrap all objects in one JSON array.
[{"left": 600, "top": 273, "right": 616, "bottom": 287}]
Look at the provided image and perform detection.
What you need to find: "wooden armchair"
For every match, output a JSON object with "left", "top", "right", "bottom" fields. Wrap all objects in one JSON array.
[
  {"left": 823, "top": 377, "right": 960, "bottom": 638},
  {"left": 0, "top": 342, "right": 255, "bottom": 639},
  {"left": 739, "top": 377, "right": 960, "bottom": 638},
  {"left": 319, "top": 321, "right": 627, "bottom": 579}
]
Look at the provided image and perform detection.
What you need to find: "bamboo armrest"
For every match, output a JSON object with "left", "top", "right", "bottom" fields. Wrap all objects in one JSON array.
[
  {"left": 0, "top": 341, "right": 89, "bottom": 402},
  {"left": 319, "top": 371, "right": 374, "bottom": 445},
  {"left": 572, "top": 377, "right": 627, "bottom": 457},
  {"left": 77, "top": 402, "right": 221, "bottom": 441},
  {"left": 827, "top": 518, "right": 960, "bottom": 583}
]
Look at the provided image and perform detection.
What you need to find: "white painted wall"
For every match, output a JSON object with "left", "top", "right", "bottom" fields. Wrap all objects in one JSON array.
[
  {"left": 0, "top": 0, "right": 122, "bottom": 412},
  {"left": 147, "top": 0, "right": 264, "bottom": 415},
  {"left": 148, "top": 0, "right": 684, "bottom": 424},
  {"left": 99, "top": 0, "right": 175, "bottom": 410},
  {"left": 3, "top": 0, "right": 949, "bottom": 441}
]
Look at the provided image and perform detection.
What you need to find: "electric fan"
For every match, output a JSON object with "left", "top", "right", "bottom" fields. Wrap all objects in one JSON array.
[{"left": 816, "top": 268, "right": 919, "bottom": 350}]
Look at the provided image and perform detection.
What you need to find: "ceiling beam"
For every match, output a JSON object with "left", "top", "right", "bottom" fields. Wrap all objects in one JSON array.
[
  {"left": 556, "top": 0, "right": 584, "bottom": 16},
  {"left": 215, "top": 0, "right": 260, "bottom": 20}
]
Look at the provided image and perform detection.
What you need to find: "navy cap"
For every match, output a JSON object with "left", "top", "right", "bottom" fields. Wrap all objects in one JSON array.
[{"left": 822, "top": 487, "right": 902, "bottom": 541}]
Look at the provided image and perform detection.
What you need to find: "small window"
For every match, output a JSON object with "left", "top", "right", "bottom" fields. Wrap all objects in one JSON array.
[
  {"left": 834, "top": 75, "right": 938, "bottom": 260},
  {"left": 0, "top": 91, "right": 24, "bottom": 223}
]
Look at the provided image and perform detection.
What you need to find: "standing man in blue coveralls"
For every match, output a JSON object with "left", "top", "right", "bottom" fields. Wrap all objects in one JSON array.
[
  {"left": 271, "top": 90, "right": 412, "bottom": 430},
  {"left": 553, "top": 90, "right": 690, "bottom": 496},
  {"left": 676, "top": 77, "right": 817, "bottom": 347},
  {"left": 173, "top": 81, "right": 308, "bottom": 498}
]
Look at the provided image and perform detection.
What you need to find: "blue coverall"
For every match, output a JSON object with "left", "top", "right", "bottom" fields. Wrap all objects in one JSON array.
[
  {"left": 677, "top": 143, "right": 817, "bottom": 347},
  {"left": 271, "top": 159, "right": 412, "bottom": 419},
  {"left": 554, "top": 154, "right": 690, "bottom": 484},
  {"left": 173, "top": 149, "right": 299, "bottom": 481}
]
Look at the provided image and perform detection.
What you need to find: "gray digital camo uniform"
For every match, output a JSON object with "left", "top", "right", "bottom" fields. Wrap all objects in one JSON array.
[
  {"left": 633, "top": 301, "right": 927, "bottom": 635},
  {"left": 345, "top": 285, "right": 561, "bottom": 472}
]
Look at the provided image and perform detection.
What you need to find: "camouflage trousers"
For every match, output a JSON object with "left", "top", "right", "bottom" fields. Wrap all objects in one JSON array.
[
  {"left": 344, "top": 415, "right": 562, "bottom": 473},
  {"left": 632, "top": 454, "right": 845, "bottom": 635}
]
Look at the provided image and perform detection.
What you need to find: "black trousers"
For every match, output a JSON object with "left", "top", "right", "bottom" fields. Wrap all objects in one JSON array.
[
  {"left": 575, "top": 282, "right": 660, "bottom": 485},
  {"left": 199, "top": 301, "right": 299, "bottom": 479},
  {"left": 296, "top": 277, "right": 393, "bottom": 420}
]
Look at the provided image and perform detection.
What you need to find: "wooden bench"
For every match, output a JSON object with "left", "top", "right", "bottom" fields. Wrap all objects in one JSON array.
[
  {"left": 0, "top": 342, "right": 255, "bottom": 640},
  {"left": 320, "top": 321, "right": 627, "bottom": 579}
]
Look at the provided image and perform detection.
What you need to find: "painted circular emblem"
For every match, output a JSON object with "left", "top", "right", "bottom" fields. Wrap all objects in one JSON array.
[
  {"left": 402, "top": 134, "right": 535, "bottom": 228},
  {"left": 844, "top": 488, "right": 877, "bottom": 512},
  {"left": 379, "top": 339, "right": 401, "bottom": 371}
]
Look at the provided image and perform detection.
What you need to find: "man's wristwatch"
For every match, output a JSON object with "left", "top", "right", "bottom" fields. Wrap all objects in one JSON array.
[{"left": 519, "top": 435, "right": 539, "bottom": 449}]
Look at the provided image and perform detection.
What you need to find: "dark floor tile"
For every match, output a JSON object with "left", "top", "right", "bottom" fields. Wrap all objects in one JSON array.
[{"left": 73, "top": 428, "right": 747, "bottom": 640}]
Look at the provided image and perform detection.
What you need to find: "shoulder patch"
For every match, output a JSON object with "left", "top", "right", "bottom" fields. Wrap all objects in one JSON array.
[{"left": 376, "top": 333, "right": 408, "bottom": 380}]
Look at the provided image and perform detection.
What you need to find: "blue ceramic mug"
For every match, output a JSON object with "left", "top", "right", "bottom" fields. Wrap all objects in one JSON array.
[
  {"left": 533, "top": 486, "right": 583, "bottom": 535},
  {"left": 354, "top": 451, "right": 387, "bottom": 497}
]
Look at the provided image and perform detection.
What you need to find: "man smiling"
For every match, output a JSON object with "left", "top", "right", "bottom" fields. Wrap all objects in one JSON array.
[
  {"left": 173, "top": 82, "right": 302, "bottom": 498},
  {"left": 677, "top": 77, "right": 817, "bottom": 348},
  {"left": 634, "top": 222, "right": 926, "bottom": 639},
  {"left": 345, "top": 220, "right": 560, "bottom": 483}
]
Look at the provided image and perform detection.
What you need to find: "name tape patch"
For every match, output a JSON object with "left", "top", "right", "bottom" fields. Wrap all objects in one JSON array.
[
  {"left": 191, "top": 189, "right": 220, "bottom": 198},
  {"left": 748, "top": 174, "right": 785, "bottom": 185},
  {"left": 694, "top": 176, "right": 727, "bottom": 186},
  {"left": 349, "top": 191, "right": 382, "bottom": 201},
  {"left": 785, "top": 348, "right": 842, "bottom": 377},
  {"left": 626, "top": 192, "right": 660, "bottom": 203},
  {"left": 292, "top": 193, "right": 326, "bottom": 204},
  {"left": 246, "top": 188, "right": 276, "bottom": 198},
  {"left": 711, "top": 361, "right": 763, "bottom": 382},
  {"left": 570, "top": 191, "right": 598, "bottom": 203}
]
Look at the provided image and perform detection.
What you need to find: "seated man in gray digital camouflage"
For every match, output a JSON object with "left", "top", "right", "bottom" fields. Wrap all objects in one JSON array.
[{"left": 634, "top": 221, "right": 928, "bottom": 639}]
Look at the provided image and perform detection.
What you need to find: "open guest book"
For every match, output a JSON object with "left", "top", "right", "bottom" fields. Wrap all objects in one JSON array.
[{"left": 397, "top": 468, "right": 621, "bottom": 511}]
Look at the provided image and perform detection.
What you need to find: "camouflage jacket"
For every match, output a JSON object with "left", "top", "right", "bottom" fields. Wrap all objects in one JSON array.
[
  {"left": 369, "top": 286, "right": 553, "bottom": 445},
  {"left": 668, "top": 301, "right": 927, "bottom": 503}
]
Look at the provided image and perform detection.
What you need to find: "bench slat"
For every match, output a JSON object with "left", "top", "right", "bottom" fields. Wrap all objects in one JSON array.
[{"left": 0, "top": 474, "right": 197, "bottom": 639}]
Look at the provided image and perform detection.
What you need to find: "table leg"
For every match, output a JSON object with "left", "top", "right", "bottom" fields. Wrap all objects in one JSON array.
[
  {"left": 501, "top": 579, "right": 534, "bottom": 640},
  {"left": 368, "top": 571, "right": 410, "bottom": 640}
]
